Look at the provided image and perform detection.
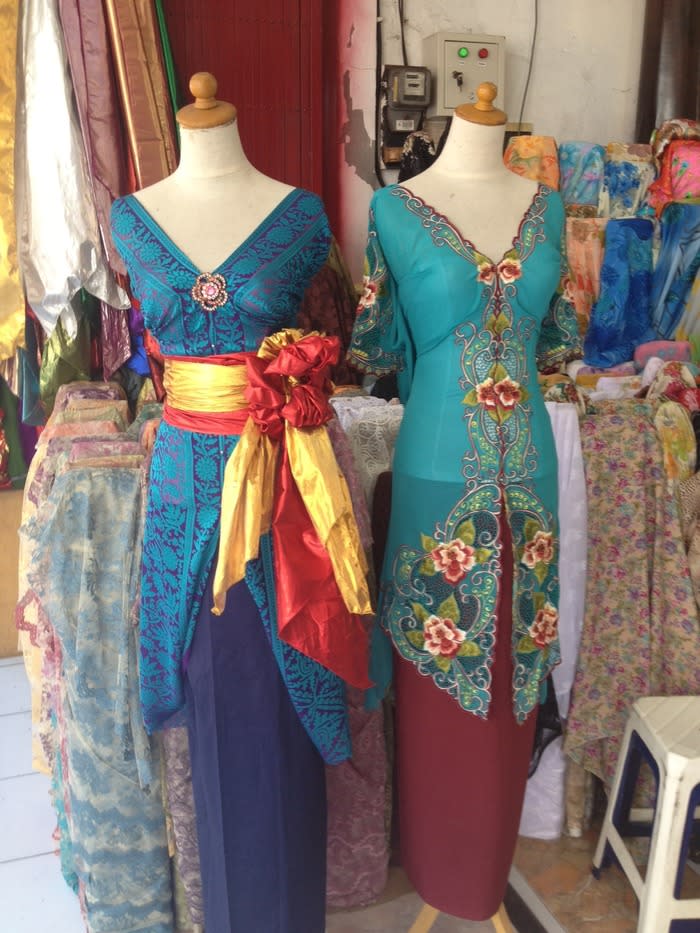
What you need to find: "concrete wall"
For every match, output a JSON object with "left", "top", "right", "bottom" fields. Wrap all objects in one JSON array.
[{"left": 334, "top": 0, "right": 645, "bottom": 279}]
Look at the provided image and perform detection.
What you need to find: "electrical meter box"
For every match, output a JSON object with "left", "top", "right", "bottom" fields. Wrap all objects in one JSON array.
[{"left": 423, "top": 32, "right": 505, "bottom": 117}]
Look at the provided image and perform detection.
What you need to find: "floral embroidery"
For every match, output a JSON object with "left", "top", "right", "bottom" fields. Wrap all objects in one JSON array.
[
  {"left": 528, "top": 601, "right": 558, "bottom": 648},
  {"left": 191, "top": 272, "right": 228, "bottom": 312},
  {"left": 358, "top": 276, "right": 378, "bottom": 308},
  {"left": 465, "top": 366, "right": 528, "bottom": 422},
  {"left": 498, "top": 257, "right": 522, "bottom": 282},
  {"left": 477, "top": 261, "right": 496, "bottom": 285},
  {"left": 423, "top": 615, "right": 466, "bottom": 658},
  {"left": 522, "top": 529, "right": 555, "bottom": 569},
  {"left": 430, "top": 539, "right": 475, "bottom": 583}
]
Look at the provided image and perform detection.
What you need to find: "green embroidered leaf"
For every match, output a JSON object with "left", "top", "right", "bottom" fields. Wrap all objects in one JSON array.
[
  {"left": 434, "top": 655, "right": 452, "bottom": 672},
  {"left": 436, "top": 594, "right": 460, "bottom": 623},
  {"left": 517, "top": 635, "right": 538, "bottom": 653},
  {"left": 519, "top": 386, "right": 530, "bottom": 403},
  {"left": 499, "top": 408, "right": 513, "bottom": 423},
  {"left": 456, "top": 520, "right": 476, "bottom": 545},
  {"left": 532, "top": 591, "right": 546, "bottom": 611},
  {"left": 457, "top": 640, "right": 482, "bottom": 657},
  {"left": 491, "top": 362, "right": 509, "bottom": 382},
  {"left": 411, "top": 602, "right": 429, "bottom": 623},
  {"left": 486, "top": 407, "right": 502, "bottom": 424},
  {"left": 462, "top": 388, "right": 478, "bottom": 406},
  {"left": 406, "top": 630, "right": 426, "bottom": 649},
  {"left": 420, "top": 533, "right": 439, "bottom": 552},
  {"left": 533, "top": 561, "right": 548, "bottom": 584},
  {"left": 419, "top": 558, "right": 438, "bottom": 576},
  {"left": 523, "top": 519, "right": 541, "bottom": 542},
  {"left": 491, "top": 314, "right": 509, "bottom": 336},
  {"left": 474, "top": 547, "right": 492, "bottom": 563}
]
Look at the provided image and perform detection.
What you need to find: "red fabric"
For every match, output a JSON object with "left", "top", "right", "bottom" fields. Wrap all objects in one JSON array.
[
  {"left": 164, "top": 343, "right": 371, "bottom": 690},
  {"left": 394, "top": 517, "right": 537, "bottom": 920}
]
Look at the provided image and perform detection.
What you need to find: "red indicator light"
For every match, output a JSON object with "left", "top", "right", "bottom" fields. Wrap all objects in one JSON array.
[{"left": 478, "top": 47, "right": 489, "bottom": 59}]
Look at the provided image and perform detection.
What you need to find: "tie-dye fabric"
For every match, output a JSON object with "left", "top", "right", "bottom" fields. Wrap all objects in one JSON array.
[
  {"left": 565, "top": 217, "right": 608, "bottom": 337},
  {"left": 504, "top": 134, "right": 560, "bottom": 189},
  {"left": 583, "top": 218, "right": 655, "bottom": 367},
  {"left": 650, "top": 203, "right": 700, "bottom": 339},
  {"left": 558, "top": 142, "right": 605, "bottom": 209}
]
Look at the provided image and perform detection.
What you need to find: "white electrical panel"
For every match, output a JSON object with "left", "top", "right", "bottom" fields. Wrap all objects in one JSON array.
[{"left": 423, "top": 32, "right": 506, "bottom": 117}]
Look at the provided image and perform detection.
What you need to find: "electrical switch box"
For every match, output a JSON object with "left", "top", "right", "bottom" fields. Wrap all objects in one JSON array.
[{"left": 423, "top": 32, "right": 506, "bottom": 117}]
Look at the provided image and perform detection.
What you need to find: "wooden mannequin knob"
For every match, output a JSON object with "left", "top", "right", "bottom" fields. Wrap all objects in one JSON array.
[
  {"left": 176, "top": 72, "right": 237, "bottom": 129},
  {"left": 455, "top": 81, "right": 506, "bottom": 126}
]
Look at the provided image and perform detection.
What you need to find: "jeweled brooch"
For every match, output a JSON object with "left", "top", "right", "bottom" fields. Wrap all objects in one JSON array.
[{"left": 191, "top": 272, "right": 228, "bottom": 312}]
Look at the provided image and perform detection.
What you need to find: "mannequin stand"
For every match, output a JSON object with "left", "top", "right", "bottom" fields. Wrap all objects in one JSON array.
[{"left": 409, "top": 903, "right": 514, "bottom": 932}]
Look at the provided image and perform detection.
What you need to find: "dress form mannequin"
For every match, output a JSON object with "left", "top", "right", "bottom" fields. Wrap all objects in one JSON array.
[
  {"left": 134, "top": 72, "right": 293, "bottom": 272},
  {"left": 349, "top": 82, "right": 563, "bottom": 932},
  {"left": 407, "top": 83, "right": 538, "bottom": 263},
  {"left": 111, "top": 72, "right": 361, "bottom": 933}
]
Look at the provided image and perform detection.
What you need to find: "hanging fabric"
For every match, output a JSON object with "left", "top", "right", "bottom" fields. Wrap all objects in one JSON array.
[
  {"left": 103, "top": 0, "right": 178, "bottom": 188},
  {"left": 0, "top": 0, "right": 26, "bottom": 360},
  {"left": 14, "top": 0, "right": 128, "bottom": 341}
]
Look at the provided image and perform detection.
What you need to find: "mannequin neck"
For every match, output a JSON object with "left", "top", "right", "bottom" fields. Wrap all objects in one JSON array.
[
  {"left": 174, "top": 120, "right": 254, "bottom": 179},
  {"left": 433, "top": 115, "right": 508, "bottom": 180}
]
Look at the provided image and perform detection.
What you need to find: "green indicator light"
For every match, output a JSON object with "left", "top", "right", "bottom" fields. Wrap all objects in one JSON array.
[{"left": 458, "top": 46, "right": 469, "bottom": 58}]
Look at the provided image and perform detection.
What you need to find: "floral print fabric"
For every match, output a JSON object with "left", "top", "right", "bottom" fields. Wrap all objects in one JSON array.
[
  {"left": 564, "top": 399, "right": 700, "bottom": 791},
  {"left": 503, "top": 135, "right": 560, "bottom": 189},
  {"left": 600, "top": 143, "right": 655, "bottom": 218},
  {"left": 647, "top": 140, "right": 700, "bottom": 216},
  {"left": 565, "top": 217, "right": 608, "bottom": 338},
  {"left": 583, "top": 218, "right": 655, "bottom": 367}
]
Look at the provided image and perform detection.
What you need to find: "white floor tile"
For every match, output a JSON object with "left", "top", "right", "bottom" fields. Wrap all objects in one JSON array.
[
  {"left": 0, "top": 772, "right": 56, "bottom": 863},
  {"left": 0, "top": 852, "right": 84, "bottom": 933},
  {"left": 0, "top": 710, "right": 32, "bottom": 780},
  {"left": 0, "top": 660, "right": 31, "bottom": 716}
]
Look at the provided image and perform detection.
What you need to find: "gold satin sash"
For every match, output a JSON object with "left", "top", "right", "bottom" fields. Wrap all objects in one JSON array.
[
  {"left": 164, "top": 349, "right": 371, "bottom": 620},
  {"left": 163, "top": 358, "right": 248, "bottom": 412}
]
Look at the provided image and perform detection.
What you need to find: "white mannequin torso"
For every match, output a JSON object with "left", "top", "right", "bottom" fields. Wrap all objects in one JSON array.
[
  {"left": 404, "top": 115, "right": 539, "bottom": 263},
  {"left": 134, "top": 120, "right": 294, "bottom": 272}
]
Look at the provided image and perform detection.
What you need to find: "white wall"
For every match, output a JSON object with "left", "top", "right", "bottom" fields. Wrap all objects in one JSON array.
[{"left": 336, "top": 0, "right": 645, "bottom": 279}]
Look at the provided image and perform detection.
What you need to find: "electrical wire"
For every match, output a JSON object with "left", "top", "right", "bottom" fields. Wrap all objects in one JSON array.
[
  {"left": 517, "top": 0, "right": 539, "bottom": 131},
  {"left": 397, "top": 0, "right": 408, "bottom": 66},
  {"left": 374, "top": 2, "right": 387, "bottom": 187}
]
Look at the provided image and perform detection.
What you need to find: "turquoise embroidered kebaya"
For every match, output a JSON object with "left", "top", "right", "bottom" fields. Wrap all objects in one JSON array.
[{"left": 349, "top": 183, "right": 563, "bottom": 722}]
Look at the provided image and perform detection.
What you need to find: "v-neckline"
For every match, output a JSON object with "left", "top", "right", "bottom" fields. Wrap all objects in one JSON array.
[
  {"left": 395, "top": 182, "right": 547, "bottom": 267},
  {"left": 125, "top": 187, "right": 300, "bottom": 276}
]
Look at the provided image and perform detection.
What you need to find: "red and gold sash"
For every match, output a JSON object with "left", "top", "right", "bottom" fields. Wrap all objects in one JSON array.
[{"left": 162, "top": 330, "right": 372, "bottom": 689}]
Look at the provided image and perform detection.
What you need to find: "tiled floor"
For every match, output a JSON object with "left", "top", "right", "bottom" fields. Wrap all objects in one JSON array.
[
  {"left": 7, "top": 652, "right": 683, "bottom": 933},
  {"left": 0, "top": 656, "right": 85, "bottom": 933}
]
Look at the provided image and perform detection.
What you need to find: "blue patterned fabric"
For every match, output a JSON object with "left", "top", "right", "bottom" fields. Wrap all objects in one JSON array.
[
  {"left": 25, "top": 466, "right": 173, "bottom": 932},
  {"left": 651, "top": 203, "right": 700, "bottom": 339},
  {"left": 110, "top": 190, "right": 351, "bottom": 762},
  {"left": 349, "top": 184, "right": 562, "bottom": 723},
  {"left": 558, "top": 141, "right": 605, "bottom": 207},
  {"left": 583, "top": 218, "right": 655, "bottom": 367}
]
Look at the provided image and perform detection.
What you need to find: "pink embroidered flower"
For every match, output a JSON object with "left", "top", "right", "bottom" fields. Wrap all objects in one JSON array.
[
  {"left": 191, "top": 272, "right": 228, "bottom": 312},
  {"left": 493, "top": 377, "right": 522, "bottom": 409},
  {"left": 423, "top": 615, "right": 466, "bottom": 658},
  {"left": 476, "top": 377, "right": 499, "bottom": 409},
  {"left": 477, "top": 261, "right": 497, "bottom": 285},
  {"left": 496, "top": 258, "right": 522, "bottom": 283},
  {"left": 430, "top": 539, "right": 476, "bottom": 583},
  {"left": 358, "top": 276, "right": 378, "bottom": 308},
  {"left": 522, "top": 530, "right": 555, "bottom": 568},
  {"left": 528, "top": 603, "right": 559, "bottom": 648}
]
